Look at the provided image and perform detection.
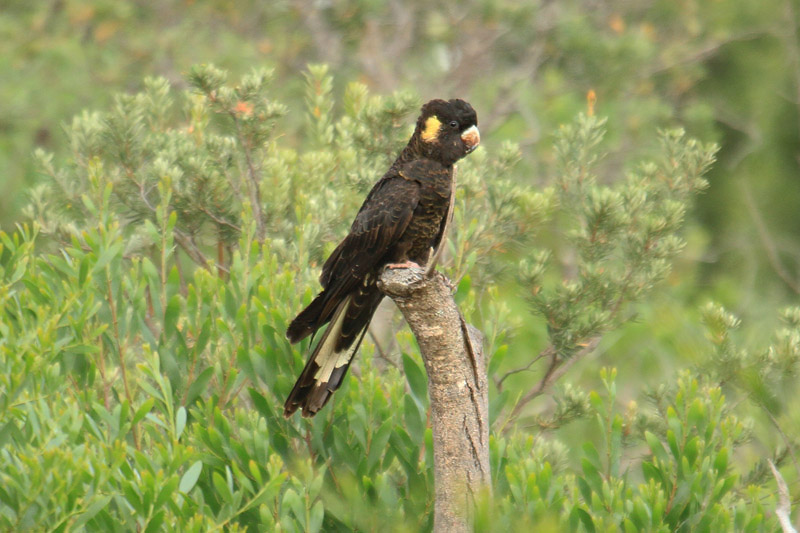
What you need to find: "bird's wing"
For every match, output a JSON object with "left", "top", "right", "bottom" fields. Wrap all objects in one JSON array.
[
  {"left": 287, "top": 173, "right": 421, "bottom": 345},
  {"left": 319, "top": 173, "right": 421, "bottom": 294}
]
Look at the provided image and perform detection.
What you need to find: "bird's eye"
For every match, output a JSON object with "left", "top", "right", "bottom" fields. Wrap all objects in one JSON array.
[{"left": 449, "top": 121, "right": 459, "bottom": 129}]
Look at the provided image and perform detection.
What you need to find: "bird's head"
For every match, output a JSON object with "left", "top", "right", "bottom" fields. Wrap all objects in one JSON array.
[{"left": 414, "top": 99, "right": 479, "bottom": 166}]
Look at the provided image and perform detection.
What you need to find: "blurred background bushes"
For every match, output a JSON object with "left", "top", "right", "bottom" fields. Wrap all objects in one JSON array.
[
  {"left": 4, "top": 0, "right": 800, "bottom": 304},
  {"left": 3, "top": 0, "right": 800, "bottom": 307},
  {"left": 2, "top": 0, "right": 800, "bottom": 530}
]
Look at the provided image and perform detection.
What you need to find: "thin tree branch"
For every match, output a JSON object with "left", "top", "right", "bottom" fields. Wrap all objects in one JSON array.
[
  {"left": 495, "top": 348, "right": 550, "bottom": 391},
  {"left": 172, "top": 229, "right": 211, "bottom": 271},
  {"left": 762, "top": 406, "right": 800, "bottom": 485},
  {"left": 367, "top": 325, "right": 399, "bottom": 370},
  {"left": 782, "top": 0, "right": 800, "bottom": 137},
  {"left": 741, "top": 180, "right": 800, "bottom": 294},
  {"left": 106, "top": 271, "right": 139, "bottom": 450},
  {"left": 641, "top": 31, "right": 767, "bottom": 78},
  {"left": 198, "top": 205, "right": 242, "bottom": 233},
  {"left": 230, "top": 114, "right": 266, "bottom": 242},
  {"left": 506, "top": 337, "right": 601, "bottom": 423}
]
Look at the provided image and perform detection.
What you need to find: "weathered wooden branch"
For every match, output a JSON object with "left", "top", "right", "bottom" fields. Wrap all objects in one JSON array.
[
  {"left": 378, "top": 266, "right": 489, "bottom": 533},
  {"left": 768, "top": 459, "right": 797, "bottom": 533}
]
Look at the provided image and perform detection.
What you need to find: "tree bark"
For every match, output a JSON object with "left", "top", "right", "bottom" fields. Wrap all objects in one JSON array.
[{"left": 378, "top": 266, "right": 490, "bottom": 533}]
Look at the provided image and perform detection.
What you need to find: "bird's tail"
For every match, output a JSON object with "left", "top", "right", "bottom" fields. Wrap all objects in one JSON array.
[
  {"left": 286, "top": 291, "right": 330, "bottom": 344},
  {"left": 284, "top": 287, "right": 383, "bottom": 418}
]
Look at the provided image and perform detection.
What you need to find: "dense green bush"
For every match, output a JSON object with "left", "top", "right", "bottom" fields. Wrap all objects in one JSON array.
[{"left": 1, "top": 66, "right": 795, "bottom": 531}]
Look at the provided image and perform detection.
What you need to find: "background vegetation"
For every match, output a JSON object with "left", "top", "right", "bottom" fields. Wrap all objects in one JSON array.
[{"left": 2, "top": 0, "right": 799, "bottom": 530}]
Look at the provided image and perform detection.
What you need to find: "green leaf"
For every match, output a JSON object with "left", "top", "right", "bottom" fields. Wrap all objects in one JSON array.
[
  {"left": 455, "top": 274, "right": 472, "bottom": 304},
  {"left": 577, "top": 476, "right": 593, "bottom": 504},
  {"left": 232, "top": 462, "right": 254, "bottom": 495},
  {"left": 487, "top": 344, "right": 508, "bottom": 376},
  {"left": 9, "top": 259, "right": 26, "bottom": 283},
  {"left": 714, "top": 447, "right": 728, "bottom": 473},
  {"left": 185, "top": 367, "right": 214, "bottom": 405},
  {"left": 688, "top": 398, "right": 706, "bottom": 429},
  {"left": 309, "top": 500, "right": 324, "bottom": 533},
  {"left": 143, "top": 219, "right": 161, "bottom": 243},
  {"left": 404, "top": 394, "right": 424, "bottom": 443},
  {"left": 609, "top": 414, "right": 622, "bottom": 477},
  {"left": 71, "top": 495, "right": 112, "bottom": 528},
  {"left": 645, "top": 431, "right": 669, "bottom": 466},
  {"left": 224, "top": 287, "right": 238, "bottom": 318},
  {"left": 155, "top": 476, "right": 179, "bottom": 509},
  {"left": 575, "top": 507, "right": 596, "bottom": 533},
  {"left": 176, "top": 406, "right": 187, "bottom": 439},
  {"left": 367, "top": 419, "right": 394, "bottom": 472},
  {"left": 282, "top": 488, "right": 304, "bottom": 525},
  {"left": 641, "top": 461, "right": 661, "bottom": 484},
  {"left": 144, "top": 510, "right": 165, "bottom": 533},
  {"left": 179, "top": 461, "right": 203, "bottom": 494},
  {"left": 582, "top": 441, "right": 602, "bottom": 472},
  {"left": 194, "top": 317, "right": 212, "bottom": 356},
  {"left": 580, "top": 456, "right": 603, "bottom": 497},
  {"left": 248, "top": 387, "right": 273, "bottom": 419},
  {"left": 122, "top": 484, "right": 144, "bottom": 514},
  {"left": 164, "top": 294, "right": 182, "bottom": 335},
  {"left": 78, "top": 254, "right": 90, "bottom": 286},
  {"left": 684, "top": 436, "right": 699, "bottom": 466},
  {"left": 0, "top": 421, "right": 23, "bottom": 448},
  {"left": 402, "top": 352, "right": 427, "bottom": 406},
  {"left": 213, "top": 471, "right": 233, "bottom": 504},
  {"left": 93, "top": 241, "right": 123, "bottom": 272},
  {"left": 132, "top": 398, "right": 155, "bottom": 426}
]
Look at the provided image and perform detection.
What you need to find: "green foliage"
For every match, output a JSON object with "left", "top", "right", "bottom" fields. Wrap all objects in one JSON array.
[
  {"left": 478, "top": 369, "right": 777, "bottom": 532},
  {"left": 1, "top": 66, "right": 791, "bottom": 531},
  {"left": 4, "top": 0, "right": 800, "bottom": 309},
  {"left": 523, "top": 116, "right": 715, "bottom": 357}
]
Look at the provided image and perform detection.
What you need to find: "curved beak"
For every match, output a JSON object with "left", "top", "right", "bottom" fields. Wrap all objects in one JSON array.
[{"left": 461, "top": 125, "right": 480, "bottom": 153}]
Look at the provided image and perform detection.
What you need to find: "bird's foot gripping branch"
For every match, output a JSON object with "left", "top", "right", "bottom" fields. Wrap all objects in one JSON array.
[{"left": 379, "top": 266, "right": 489, "bottom": 533}]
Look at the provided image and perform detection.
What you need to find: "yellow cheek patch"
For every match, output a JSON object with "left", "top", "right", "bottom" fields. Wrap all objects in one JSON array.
[{"left": 421, "top": 116, "right": 442, "bottom": 143}]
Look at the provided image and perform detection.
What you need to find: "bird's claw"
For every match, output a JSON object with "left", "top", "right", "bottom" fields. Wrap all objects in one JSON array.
[{"left": 384, "top": 260, "right": 422, "bottom": 270}]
